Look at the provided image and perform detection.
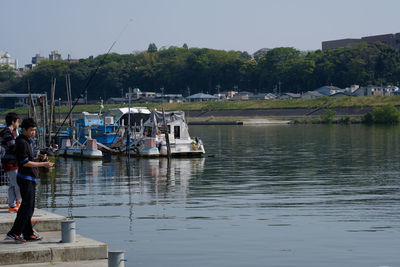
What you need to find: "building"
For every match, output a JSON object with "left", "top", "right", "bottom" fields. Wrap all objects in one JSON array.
[
  {"left": 49, "top": 50, "right": 62, "bottom": 60},
  {"left": 322, "top": 32, "right": 400, "bottom": 51},
  {"left": 156, "top": 94, "right": 183, "bottom": 103},
  {"left": 352, "top": 85, "right": 399, "bottom": 96},
  {"left": 314, "top": 86, "right": 343, "bottom": 96},
  {"left": 279, "top": 93, "right": 300, "bottom": 99},
  {"left": 221, "top": 91, "right": 238, "bottom": 99},
  {"left": 301, "top": 91, "right": 325, "bottom": 99},
  {"left": 0, "top": 50, "right": 18, "bottom": 69},
  {"left": 231, "top": 91, "right": 254, "bottom": 100},
  {"left": 186, "top": 93, "right": 218, "bottom": 102},
  {"left": 125, "top": 88, "right": 156, "bottom": 100},
  {"left": 250, "top": 93, "right": 278, "bottom": 100},
  {"left": 330, "top": 92, "right": 354, "bottom": 98},
  {"left": 32, "top": 53, "right": 45, "bottom": 64}
]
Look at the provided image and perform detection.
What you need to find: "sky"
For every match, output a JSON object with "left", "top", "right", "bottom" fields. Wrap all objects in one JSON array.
[{"left": 1, "top": 0, "right": 400, "bottom": 67}]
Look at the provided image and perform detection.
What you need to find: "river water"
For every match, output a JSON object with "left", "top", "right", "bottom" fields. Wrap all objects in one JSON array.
[{"left": 37, "top": 125, "right": 400, "bottom": 267}]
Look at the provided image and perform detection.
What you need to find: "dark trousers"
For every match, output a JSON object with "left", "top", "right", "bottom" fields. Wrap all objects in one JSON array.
[{"left": 9, "top": 177, "right": 36, "bottom": 237}]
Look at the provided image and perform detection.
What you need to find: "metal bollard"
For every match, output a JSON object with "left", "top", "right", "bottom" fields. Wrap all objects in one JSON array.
[
  {"left": 108, "top": 250, "right": 126, "bottom": 267},
  {"left": 61, "top": 220, "right": 76, "bottom": 243}
]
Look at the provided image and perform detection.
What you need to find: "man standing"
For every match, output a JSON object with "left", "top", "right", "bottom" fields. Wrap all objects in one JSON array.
[
  {"left": 5, "top": 118, "right": 54, "bottom": 243},
  {"left": 0, "top": 113, "right": 21, "bottom": 213}
]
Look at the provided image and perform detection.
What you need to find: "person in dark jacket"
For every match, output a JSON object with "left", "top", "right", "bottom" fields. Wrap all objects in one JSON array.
[
  {"left": 5, "top": 118, "right": 54, "bottom": 243},
  {"left": 0, "top": 113, "right": 21, "bottom": 213}
]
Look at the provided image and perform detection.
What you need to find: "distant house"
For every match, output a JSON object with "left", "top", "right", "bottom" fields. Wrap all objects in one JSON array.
[
  {"left": 279, "top": 93, "right": 301, "bottom": 99},
  {"left": 250, "top": 93, "right": 277, "bottom": 100},
  {"left": 214, "top": 93, "right": 227, "bottom": 100},
  {"left": 314, "top": 86, "right": 342, "bottom": 96},
  {"left": 126, "top": 88, "right": 156, "bottom": 99},
  {"left": 330, "top": 92, "right": 354, "bottom": 97},
  {"left": 186, "top": 93, "right": 218, "bottom": 102},
  {"left": 301, "top": 91, "right": 325, "bottom": 99},
  {"left": 353, "top": 85, "right": 399, "bottom": 96},
  {"left": 352, "top": 86, "right": 373, "bottom": 96},
  {"left": 344, "top": 85, "right": 360, "bottom": 93},
  {"left": 231, "top": 91, "right": 254, "bottom": 100},
  {"left": 221, "top": 91, "right": 238, "bottom": 99},
  {"left": 370, "top": 85, "right": 399, "bottom": 96},
  {"left": 156, "top": 94, "right": 184, "bottom": 103}
]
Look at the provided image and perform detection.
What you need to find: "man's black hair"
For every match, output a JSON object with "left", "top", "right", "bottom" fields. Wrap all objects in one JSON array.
[
  {"left": 21, "top": 118, "right": 37, "bottom": 130},
  {"left": 5, "top": 112, "right": 19, "bottom": 126}
]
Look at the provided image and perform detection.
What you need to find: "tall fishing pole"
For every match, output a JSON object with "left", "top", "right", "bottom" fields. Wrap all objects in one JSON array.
[{"left": 53, "top": 19, "right": 133, "bottom": 143}]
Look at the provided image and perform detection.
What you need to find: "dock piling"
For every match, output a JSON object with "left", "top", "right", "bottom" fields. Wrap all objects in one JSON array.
[
  {"left": 108, "top": 250, "right": 126, "bottom": 267},
  {"left": 61, "top": 220, "right": 76, "bottom": 243}
]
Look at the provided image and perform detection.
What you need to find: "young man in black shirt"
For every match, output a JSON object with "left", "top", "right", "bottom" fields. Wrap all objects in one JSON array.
[{"left": 5, "top": 118, "right": 54, "bottom": 243}]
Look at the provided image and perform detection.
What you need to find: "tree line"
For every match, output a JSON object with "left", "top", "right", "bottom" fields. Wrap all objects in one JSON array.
[{"left": 1, "top": 42, "right": 400, "bottom": 107}]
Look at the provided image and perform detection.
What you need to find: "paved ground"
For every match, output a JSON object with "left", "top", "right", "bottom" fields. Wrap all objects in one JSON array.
[
  {"left": 0, "top": 205, "right": 108, "bottom": 266},
  {"left": 1, "top": 260, "right": 108, "bottom": 267},
  {"left": 0, "top": 231, "right": 107, "bottom": 265},
  {"left": 0, "top": 204, "right": 65, "bottom": 234}
]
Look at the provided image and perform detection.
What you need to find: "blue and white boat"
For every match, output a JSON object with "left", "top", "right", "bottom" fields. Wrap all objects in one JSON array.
[{"left": 56, "top": 107, "right": 151, "bottom": 147}]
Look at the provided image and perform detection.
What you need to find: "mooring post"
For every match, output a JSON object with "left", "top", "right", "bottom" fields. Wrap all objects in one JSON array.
[
  {"left": 108, "top": 250, "right": 126, "bottom": 267},
  {"left": 61, "top": 220, "right": 76, "bottom": 243}
]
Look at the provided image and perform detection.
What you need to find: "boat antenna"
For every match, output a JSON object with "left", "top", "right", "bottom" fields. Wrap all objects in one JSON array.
[{"left": 53, "top": 19, "right": 133, "bottom": 142}]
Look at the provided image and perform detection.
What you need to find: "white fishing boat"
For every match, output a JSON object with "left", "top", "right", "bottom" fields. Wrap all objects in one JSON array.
[{"left": 137, "top": 110, "right": 205, "bottom": 157}]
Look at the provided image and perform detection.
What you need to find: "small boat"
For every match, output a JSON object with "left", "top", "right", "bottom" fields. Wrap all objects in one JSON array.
[
  {"left": 137, "top": 110, "right": 205, "bottom": 157},
  {"left": 57, "top": 139, "right": 102, "bottom": 159},
  {"left": 56, "top": 107, "right": 151, "bottom": 147}
]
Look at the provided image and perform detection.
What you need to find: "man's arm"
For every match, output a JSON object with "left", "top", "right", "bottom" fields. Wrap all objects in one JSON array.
[
  {"left": 23, "top": 161, "right": 54, "bottom": 168},
  {"left": 16, "top": 139, "right": 53, "bottom": 169},
  {"left": 2, "top": 129, "right": 16, "bottom": 154}
]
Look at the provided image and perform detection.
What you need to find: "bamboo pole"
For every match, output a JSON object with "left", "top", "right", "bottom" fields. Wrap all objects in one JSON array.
[
  {"left": 41, "top": 95, "right": 46, "bottom": 149},
  {"left": 66, "top": 74, "right": 73, "bottom": 140},
  {"left": 44, "top": 92, "right": 51, "bottom": 147},
  {"left": 68, "top": 74, "right": 73, "bottom": 129},
  {"left": 162, "top": 108, "right": 171, "bottom": 158},
  {"left": 50, "top": 78, "right": 57, "bottom": 144}
]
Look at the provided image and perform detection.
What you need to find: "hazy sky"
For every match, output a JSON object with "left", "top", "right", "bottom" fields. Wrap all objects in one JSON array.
[{"left": 2, "top": 0, "right": 400, "bottom": 66}]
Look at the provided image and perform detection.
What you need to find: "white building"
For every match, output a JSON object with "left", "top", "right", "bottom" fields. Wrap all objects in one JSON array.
[{"left": 0, "top": 50, "right": 18, "bottom": 69}]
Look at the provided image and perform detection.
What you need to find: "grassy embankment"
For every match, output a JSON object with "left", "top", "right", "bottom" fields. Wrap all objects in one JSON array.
[{"left": 3, "top": 96, "right": 400, "bottom": 122}]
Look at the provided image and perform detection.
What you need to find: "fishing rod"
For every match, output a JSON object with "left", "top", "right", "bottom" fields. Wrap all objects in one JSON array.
[{"left": 53, "top": 19, "right": 133, "bottom": 143}]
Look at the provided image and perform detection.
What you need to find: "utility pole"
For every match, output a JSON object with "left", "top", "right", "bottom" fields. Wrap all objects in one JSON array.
[{"left": 278, "top": 80, "right": 281, "bottom": 96}]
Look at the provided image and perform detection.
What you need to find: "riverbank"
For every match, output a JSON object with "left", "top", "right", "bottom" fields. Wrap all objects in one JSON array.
[
  {"left": 2, "top": 96, "right": 398, "bottom": 125},
  {"left": 1, "top": 95, "right": 400, "bottom": 116}
]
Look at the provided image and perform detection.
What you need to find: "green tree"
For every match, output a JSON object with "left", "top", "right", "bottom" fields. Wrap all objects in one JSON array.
[
  {"left": 147, "top": 43, "right": 158, "bottom": 53},
  {"left": 321, "top": 109, "right": 336, "bottom": 123},
  {"left": 0, "top": 65, "right": 16, "bottom": 82},
  {"left": 364, "top": 104, "right": 400, "bottom": 124}
]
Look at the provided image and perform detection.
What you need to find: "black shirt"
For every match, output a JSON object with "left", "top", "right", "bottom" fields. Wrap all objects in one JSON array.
[
  {"left": 15, "top": 134, "right": 38, "bottom": 183},
  {"left": 0, "top": 127, "right": 17, "bottom": 164}
]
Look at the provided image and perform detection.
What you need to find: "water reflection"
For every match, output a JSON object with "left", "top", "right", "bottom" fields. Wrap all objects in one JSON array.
[{"left": 37, "top": 156, "right": 205, "bottom": 213}]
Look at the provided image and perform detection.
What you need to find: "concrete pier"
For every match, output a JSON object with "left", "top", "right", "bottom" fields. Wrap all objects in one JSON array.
[
  {"left": 0, "top": 205, "right": 108, "bottom": 266},
  {"left": 241, "top": 119, "right": 291, "bottom": 125}
]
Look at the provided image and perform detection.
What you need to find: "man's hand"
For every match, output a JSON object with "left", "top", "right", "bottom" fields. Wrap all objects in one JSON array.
[{"left": 42, "top": 162, "right": 54, "bottom": 168}]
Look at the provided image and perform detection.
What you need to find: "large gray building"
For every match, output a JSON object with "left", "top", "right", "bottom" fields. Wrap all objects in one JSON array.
[{"left": 322, "top": 32, "right": 400, "bottom": 51}]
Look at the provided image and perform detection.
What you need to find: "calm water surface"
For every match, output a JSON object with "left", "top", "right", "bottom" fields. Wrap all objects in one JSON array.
[{"left": 38, "top": 125, "right": 400, "bottom": 267}]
